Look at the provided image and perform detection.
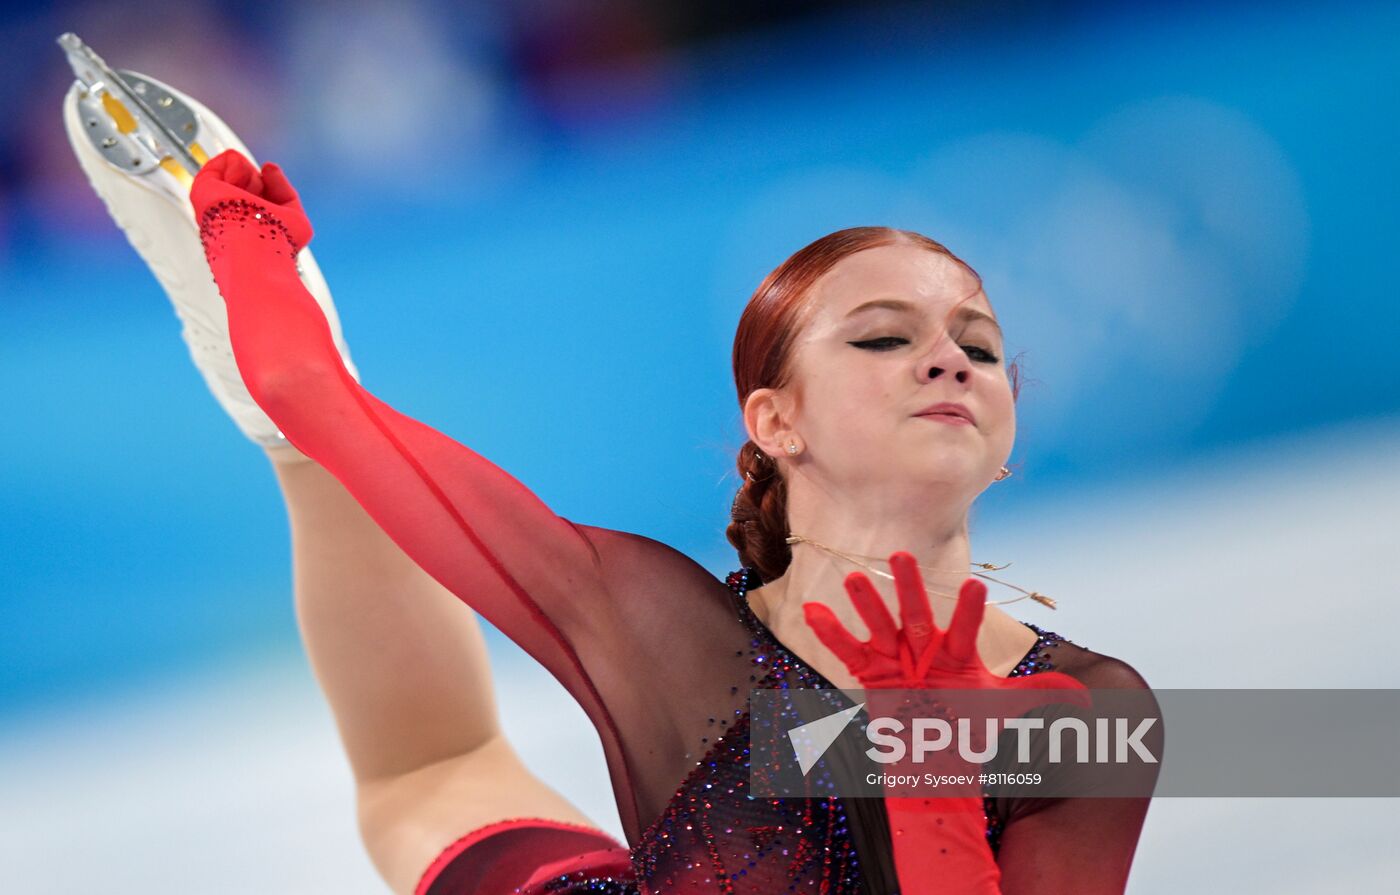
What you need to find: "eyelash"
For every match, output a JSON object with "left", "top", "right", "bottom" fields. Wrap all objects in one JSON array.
[{"left": 847, "top": 336, "right": 1001, "bottom": 364}]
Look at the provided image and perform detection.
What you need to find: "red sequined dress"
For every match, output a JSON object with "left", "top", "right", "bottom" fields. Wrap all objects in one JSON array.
[{"left": 191, "top": 150, "right": 1151, "bottom": 895}]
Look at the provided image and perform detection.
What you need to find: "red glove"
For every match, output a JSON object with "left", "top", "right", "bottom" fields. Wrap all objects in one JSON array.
[
  {"left": 186, "top": 147, "right": 349, "bottom": 430},
  {"left": 804, "top": 552, "right": 1093, "bottom": 895},
  {"left": 190, "top": 148, "right": 313, "bottom": 253}
]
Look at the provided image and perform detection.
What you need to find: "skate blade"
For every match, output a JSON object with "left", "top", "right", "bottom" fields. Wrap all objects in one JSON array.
[{"left": 57, "top": 32, "right": 254, "bottom": 205}]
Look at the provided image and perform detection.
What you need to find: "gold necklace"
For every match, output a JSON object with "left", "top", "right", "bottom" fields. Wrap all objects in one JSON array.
[{"left": 784, "top": 533, "right": 1057, "bottom": 609}]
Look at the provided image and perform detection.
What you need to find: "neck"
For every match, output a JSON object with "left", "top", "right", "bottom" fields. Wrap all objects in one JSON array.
[
  {"left": 745, "top": 478, "right": 1039, "bottom": 683},
  {"left": 759, "top": 480, "right": 977, "bottom": 630},
  {"left": 775, "top": 532, "right": 971, "bottom": 627}
]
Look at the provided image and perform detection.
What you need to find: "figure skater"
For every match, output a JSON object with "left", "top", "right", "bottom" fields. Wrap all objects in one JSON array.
[{"left": 65, "top": 76, "right": 1154, "bottom": 895}]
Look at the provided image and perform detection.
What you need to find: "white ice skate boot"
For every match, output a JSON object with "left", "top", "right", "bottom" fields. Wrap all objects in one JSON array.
[{"left": 58, "top": 32, "right": 360, "bottom": 449}]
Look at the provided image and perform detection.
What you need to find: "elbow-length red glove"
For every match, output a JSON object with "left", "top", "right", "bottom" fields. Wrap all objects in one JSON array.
[{"left": 804, "top": 552, "right": 1093, "bottom": 895}]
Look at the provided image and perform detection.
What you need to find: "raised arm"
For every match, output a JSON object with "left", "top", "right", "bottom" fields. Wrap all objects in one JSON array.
[
  {"left": 192, "top": 149, "right": 615, "bottom": 670},
  {"left": 189, "top": 148, "right": 646, "bottom": 837}
]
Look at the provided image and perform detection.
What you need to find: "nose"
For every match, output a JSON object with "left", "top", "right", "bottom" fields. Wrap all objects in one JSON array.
[{"left": 916, "top": 333, "right": 972, "bottom": 385}]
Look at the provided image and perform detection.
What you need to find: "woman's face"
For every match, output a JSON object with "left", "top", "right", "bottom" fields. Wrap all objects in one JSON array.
[{"left": 772, "top": 242, "right": 1015, "bottom": 507}]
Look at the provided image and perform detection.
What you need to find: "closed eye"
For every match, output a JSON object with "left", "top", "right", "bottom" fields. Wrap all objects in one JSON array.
[
  {"left": 847, "top": 337, "right": 909, "bottom": 351},
  {"left": 848, "top": 337, "right": 1001, "bottom": 364}
]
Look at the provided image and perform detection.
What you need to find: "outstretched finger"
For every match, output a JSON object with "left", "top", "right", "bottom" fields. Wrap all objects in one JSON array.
[
  {"left": 843, "top": 570, "right": 900, "bottom": 652},
  {"left": 943, "top": 577, "right": 988, "bottom": 663},
  {"left": 803, "top": 602, "right": 869, "bottom": 675},
  {"left": 889, "top": 551, "right": 935, "bottom": 654}
]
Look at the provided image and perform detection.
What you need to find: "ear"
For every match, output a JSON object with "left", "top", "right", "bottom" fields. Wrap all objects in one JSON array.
[{"left": 742, "top": 387, "right": 795, "bottom": 459}]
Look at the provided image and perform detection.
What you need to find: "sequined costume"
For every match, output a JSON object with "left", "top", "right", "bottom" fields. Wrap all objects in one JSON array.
[{"left": 191, "top": 150, "right": 1152, "bottom": 895}]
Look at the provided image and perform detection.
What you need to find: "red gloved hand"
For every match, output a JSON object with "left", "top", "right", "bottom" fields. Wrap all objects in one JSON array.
[
  {"left": 190, "top": 148, "right": 314, "bottom": 253},
  {"left": 186, "top": 147, "right": 342, "bottom": 437},
  {"left": 803, "top": 552, "right": 1093, "bottom": 895},
  {"left": 803, "top": 551, "right": 1090, "bottom": 710}
]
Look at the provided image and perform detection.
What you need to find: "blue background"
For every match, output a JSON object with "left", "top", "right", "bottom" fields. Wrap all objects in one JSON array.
[
  {"left": 6, "top": 0, "right": 1396, "bottom": 714},
  {"left": 1, "top": 2, "right": 1396, "bottom": 892}
]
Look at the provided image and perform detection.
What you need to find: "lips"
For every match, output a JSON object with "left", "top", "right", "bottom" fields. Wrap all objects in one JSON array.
[{"left": 913, "top": 401, "right": 976, "bottom": 425}]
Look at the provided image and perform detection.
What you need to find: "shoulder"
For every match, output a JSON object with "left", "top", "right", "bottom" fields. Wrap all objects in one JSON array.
[
  {"left": 1077, "top": 650, "right": 1152, "bottom": 690},
  {"left": 566, "top": 522, "right": 736, "bottom": 616},
  {"left": 1037, "top": 631, "right": 1152, "bottom": 690},
  {"left": 1047, "top": 639, "right": 1162, "bottom": 736}
]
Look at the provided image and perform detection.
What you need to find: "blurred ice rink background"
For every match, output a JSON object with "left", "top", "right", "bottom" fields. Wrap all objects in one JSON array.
[{"left": 3, "top": 1, "right": 1397, "bottom": 892}]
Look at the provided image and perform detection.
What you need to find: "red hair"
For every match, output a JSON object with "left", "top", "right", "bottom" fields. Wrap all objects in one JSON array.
[{"left": 726, "top": 226, "right": 1021, "bottom": 583}]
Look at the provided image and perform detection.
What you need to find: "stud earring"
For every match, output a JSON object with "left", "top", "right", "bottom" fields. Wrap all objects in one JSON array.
[
  {"left": 995, "top": 465, "right": 1012, "bottom": 481},
  {"left": 786, "top": 441, "right": 800, "bottom": 455}
]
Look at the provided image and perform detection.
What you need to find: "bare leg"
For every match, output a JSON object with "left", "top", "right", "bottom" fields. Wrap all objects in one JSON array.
[{"left": 265, "top": 447, "right": 597, "bottom": 895}]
